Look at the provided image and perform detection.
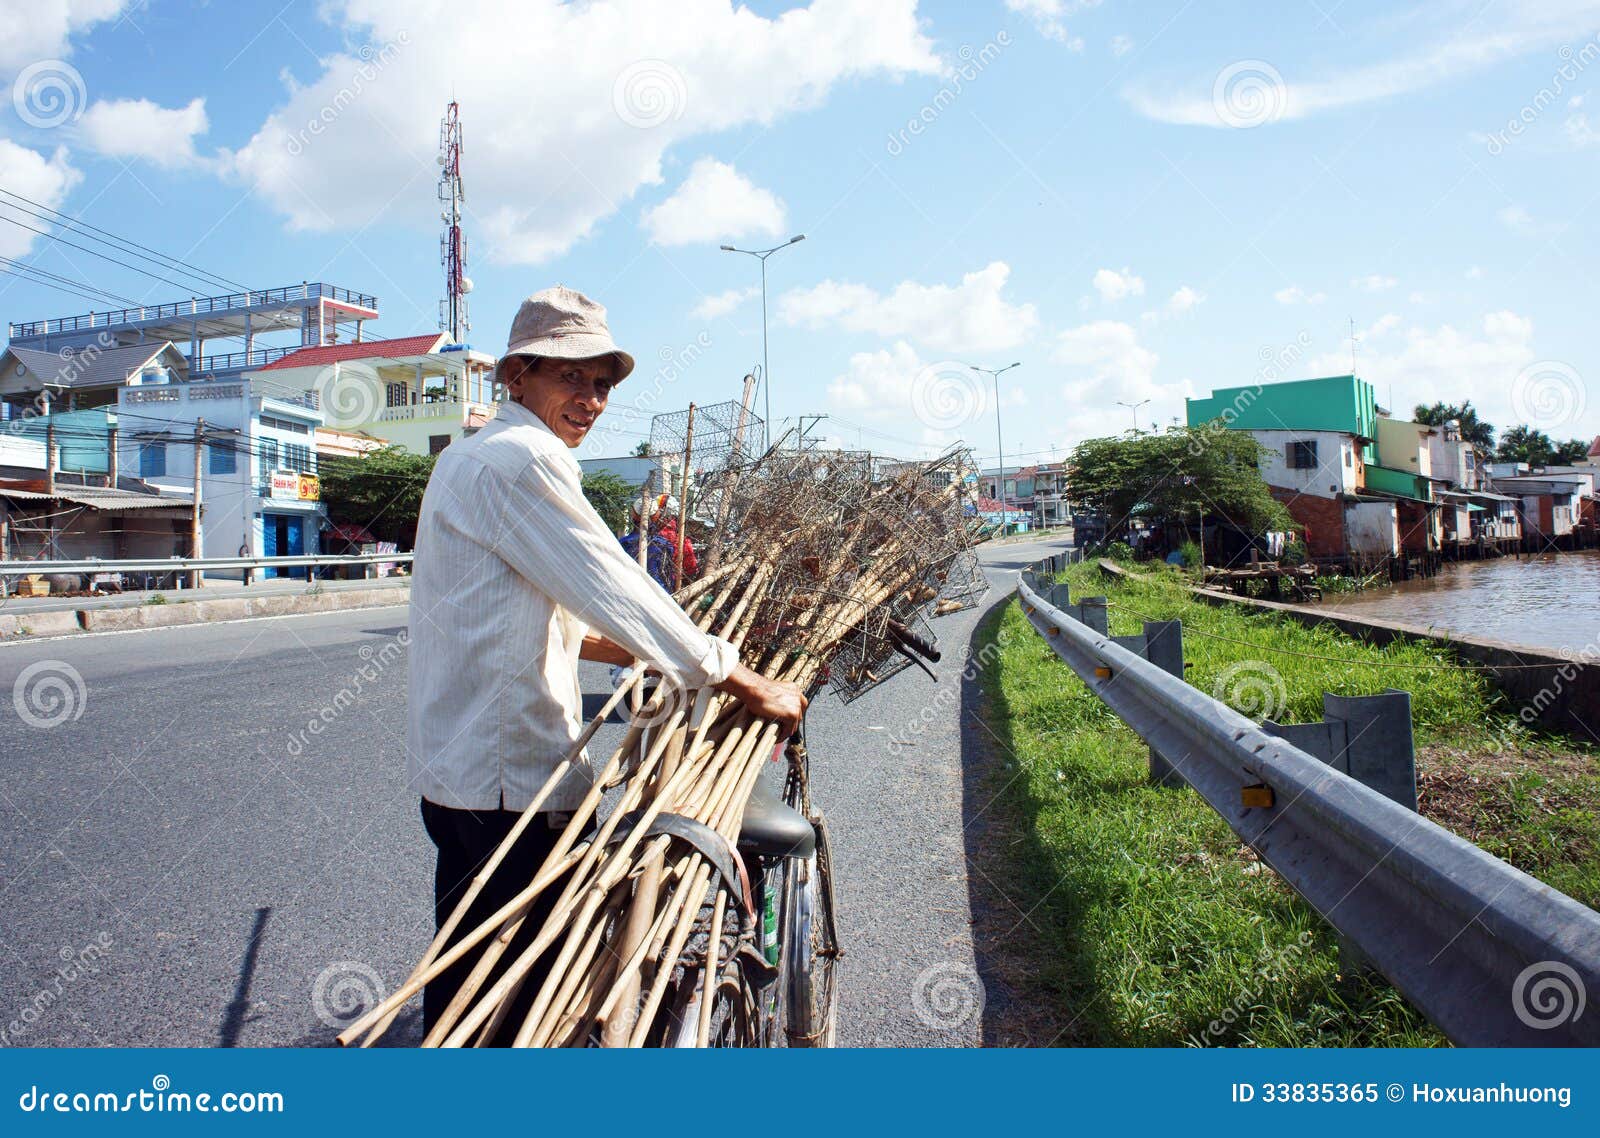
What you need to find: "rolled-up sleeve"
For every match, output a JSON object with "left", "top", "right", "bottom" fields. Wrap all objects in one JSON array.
[{"left": 487, "top": 454, "right": 739, "bottom": 688}]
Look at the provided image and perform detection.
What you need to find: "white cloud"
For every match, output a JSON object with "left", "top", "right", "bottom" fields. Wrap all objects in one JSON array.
[
  {"left": 78, "top": 97, "right": 208, "bottom": 167},
  {"left": 1092, "top": 266, "right": 1144, "bottom": 302},
  {"left": 224, "top": 0, "right": 938, "bottom": 264},
  {"left": 826, "top": 339, "right": 926, "bottom": 412},
  {"left": 780, "top": 261, "right": 1038, "bottom": 354},
  {"left": 1124, "top": 5, "right": 1600, "bottom": 126},
  {"left": 690, "top": 285, "right": 758, "bottom": 321},
  {"left": 1110, "top": 34, "right": 1134, "bottom": 58},
  {"left": 1496, "top": 204, "right": 1558, "bottom": 235},
  {"left": 1309, "top": 311, "right": 1542, "bottom": 430},
  {"left": 641, "top": 158, "right": 784, "bottom": 246},
  {"left": 0, "top": 141, "right": 81, "bottom": 258},
  {"left": 1006, "top": 0, "right": 1088, "bottom": 49},
  {"left": 1364, "top": 313, "right": 1403, "bottom": 338},
  {"left": 1052, "top": 320, "right": 1158, "bottom": 394},
  {"left": 1166, "top": 285, "right": 1204, "bottom": 314},
  {"left": 1465, "top": 265, "right": 1485, "bottom": 280},
  {"left": 0, "top": 0, "right": 124, "bottom": 73},
  {"left": 1351, "top": 273, "right": 1398, "bottom": 291},
  {"left": 1274, "top": 285, "right": 1326, "bottom": 305}
]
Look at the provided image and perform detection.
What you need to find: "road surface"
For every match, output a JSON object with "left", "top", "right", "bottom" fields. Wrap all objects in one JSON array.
[{"left": 0, "top": 535, "right": 1069, "bottom": 1047}]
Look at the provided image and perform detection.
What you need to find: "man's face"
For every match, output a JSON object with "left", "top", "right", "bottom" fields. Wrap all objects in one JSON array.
[{"left": 504, "top": 355, "right": 617, "bottom": 447}]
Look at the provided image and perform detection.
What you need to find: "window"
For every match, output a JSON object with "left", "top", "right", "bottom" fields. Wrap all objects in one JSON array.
[
  {"left": 259, "top": 438, "right": 279, "bottom": 472},
  {"left": 283, "top": 443, "right": 312, "bottom": 473},
  {"left": 208, "top": 442, "right": 237, "bottom": 474},
  {"left": 386, "top": 383, "right": 409, "bottom": 408},
  {"left": 1287, "top": 440, "right": 1318, "bottom": 469},
  {"left": 258, "top": 415, "right": 309, "bottom": 435},
  {"left": 139, "top": 442, "right": 166, "bottom": 478},
  {"left": 429, "top": 434, "right": 450, "bottom": 455}
]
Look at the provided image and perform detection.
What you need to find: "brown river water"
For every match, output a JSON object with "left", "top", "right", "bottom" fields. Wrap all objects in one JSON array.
[{"left": 1311, "top": 549, "right": 1600, "bottom": 653}]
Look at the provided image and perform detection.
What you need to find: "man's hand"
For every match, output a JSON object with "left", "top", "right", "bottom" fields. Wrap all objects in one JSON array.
[{"left": 714, "top": 664, "right": 808, "bottom": 735}]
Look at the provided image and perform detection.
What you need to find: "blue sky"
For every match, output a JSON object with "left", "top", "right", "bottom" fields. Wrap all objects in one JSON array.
[{"left": 1, "top": 0, "right": 1597, "bottom": 468}]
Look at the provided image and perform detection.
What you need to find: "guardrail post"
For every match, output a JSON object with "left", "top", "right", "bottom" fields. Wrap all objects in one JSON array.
[
  {"left": 1046, "top": 581, "right": 1071, "bottom": 609},
  {"left": 1143, "top": 621, "right": 1186, "bottom": 787},
  {"left": 1324, "top": 690, "right": 1417, "bottom": 812},
  {"left": 1079, "top": 596, "right": 1109, "bottom": 635}
]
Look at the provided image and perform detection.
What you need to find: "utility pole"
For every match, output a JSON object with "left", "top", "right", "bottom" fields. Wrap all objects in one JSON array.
[
  {"left": 971, "top": 362, "right": 1022, "bottom": 531},
  {"left": 797, "top": 413, "right": 828, "bottom": 448},
  {"left": 720, "top": 235, "right": 806, "bottom": 435},
  {"left": 45, "top": 419, "right": 57, "bottom": 558},
  {"left": 191, "top": 419, "right": 204, "bottom": 590}
]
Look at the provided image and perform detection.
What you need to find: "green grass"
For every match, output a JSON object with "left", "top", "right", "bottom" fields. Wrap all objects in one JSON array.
[{"left": 973, "top": 559, "right": 1599, "bottom": 1047}]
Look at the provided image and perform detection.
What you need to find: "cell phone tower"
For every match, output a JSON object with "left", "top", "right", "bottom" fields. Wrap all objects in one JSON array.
[{"left": 437, "top": 99, "right": 472, "bottom": 344}]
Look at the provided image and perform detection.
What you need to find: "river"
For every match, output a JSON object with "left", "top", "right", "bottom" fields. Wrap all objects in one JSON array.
[{"left": 1312, "top": 550, "right": 1600, "bottom": 653}]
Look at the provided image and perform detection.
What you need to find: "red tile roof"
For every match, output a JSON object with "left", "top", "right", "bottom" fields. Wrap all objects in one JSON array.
[
  {"left": 259, "top": 333, "right": 447, "bottom": 370},
  {"left": 1589, "top": 435, "right": 1600, "bottom": 458}
]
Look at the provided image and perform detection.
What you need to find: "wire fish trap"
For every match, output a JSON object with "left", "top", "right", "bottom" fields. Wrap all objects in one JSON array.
[
  {"left": 930, "top": 549, "right": 988, "bottom": 616},
  {"left": 825, "top": 606, "right": 938, "bottom": 704}
]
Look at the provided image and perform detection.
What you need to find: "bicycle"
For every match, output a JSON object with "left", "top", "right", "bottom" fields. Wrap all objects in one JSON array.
[{"left": 648, "top": 704, "right": 841, "bottom": 1048}]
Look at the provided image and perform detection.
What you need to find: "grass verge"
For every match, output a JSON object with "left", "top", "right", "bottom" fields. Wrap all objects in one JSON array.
[{"left": 972, "top": 559, "right": 1598, "bottom": 1047}]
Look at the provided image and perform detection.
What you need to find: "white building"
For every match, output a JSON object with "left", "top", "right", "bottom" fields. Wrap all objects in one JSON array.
[
  {"left": 117, "top": 375, "right": 325, "bottom": 578},
  {"left": 1250, "top": 428, "right": 1365, "bottom": 499}
]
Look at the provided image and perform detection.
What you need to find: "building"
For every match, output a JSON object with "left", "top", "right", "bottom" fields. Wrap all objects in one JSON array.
[
  {"left": 117, "top": 376, "right": 326, "bottom": 577},
  {"left": 5, "top": 283, "right": 379, "bottom": 386},
  {"left": 1186, "top": 373, "right": 1380, "bottom": 463},
  {"left": 0, "top": 340, "right": 192, "bottom": 417},
  {"left": 252, "top": 334, "right": 498, "bottom": 455},
  {"left": 1030, "top": 462, "right": 1071, "bottom": 528}
]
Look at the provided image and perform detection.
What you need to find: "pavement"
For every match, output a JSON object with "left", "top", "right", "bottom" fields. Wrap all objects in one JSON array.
[{"left": 0, "top": 534, "right": 1070, "bottom": 1048}]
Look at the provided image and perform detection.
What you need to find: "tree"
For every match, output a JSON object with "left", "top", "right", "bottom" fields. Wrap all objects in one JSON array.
[
  {"left": 1495, "top": 424, "right": 1555, "bottom": 465},
  {"left": 582, "top": 470, "right": 639, "bottom": 533},
  {"left": 1553, "top": 438, "right": 1590, "bottom": 465},
  {"left": 632, "top": 441, "right": 653, "bottom": 457},
  {"left": 318, "top": 446, "right": 436, "bottom": 546},
  {"left": 1413, "top": 400, "right": 1495, "bottom": 451},
  {"left": 1065, "top": 423, "right": 1291, "bottom": 543}
]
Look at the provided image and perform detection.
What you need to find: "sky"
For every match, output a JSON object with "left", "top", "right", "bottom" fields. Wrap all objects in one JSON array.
[{"left": 0, "top": 0, "right": 1597, "bottom": 470}]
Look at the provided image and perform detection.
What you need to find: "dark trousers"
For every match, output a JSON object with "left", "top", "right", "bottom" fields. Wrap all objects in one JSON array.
[{"left": 420, "top": 798, "right": 575, "bottom": 1046}]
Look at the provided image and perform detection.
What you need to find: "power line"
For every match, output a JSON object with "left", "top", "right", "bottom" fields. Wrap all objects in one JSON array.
[
  {"left": 0, "top": 256, "right": 139, "bottom": 307},
  {"left": 0, "top": 265, "right": 120, "bottom": 309}
]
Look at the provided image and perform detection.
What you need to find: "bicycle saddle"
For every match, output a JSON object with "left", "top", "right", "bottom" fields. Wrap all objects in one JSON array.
[{"left": 738, "top": 773, "right": 816, "bottom": 859}]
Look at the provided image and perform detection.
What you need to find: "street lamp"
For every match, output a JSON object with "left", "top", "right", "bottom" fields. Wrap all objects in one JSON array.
[
  {"left": 1115, "top": 398, "right": 1150, "bottom": 434},
  {"left": 971, "top": 362, "right": 1022, "bottom": 531},
  {"left": 720, "top": 234, "right": 805, "bottom": 443}
]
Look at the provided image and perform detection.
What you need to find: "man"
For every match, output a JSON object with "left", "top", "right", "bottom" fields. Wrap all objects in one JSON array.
[
  {"left": 620, "top": 492, "right": 697, "bottom": 592},
  {"left": 406, "top": 286, "right": 804, "bottom": 1042}
]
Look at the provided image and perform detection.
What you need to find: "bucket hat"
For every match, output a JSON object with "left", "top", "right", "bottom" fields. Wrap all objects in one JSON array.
[{"left": 502, "top": 285, "right": 635, "bottom": 380}]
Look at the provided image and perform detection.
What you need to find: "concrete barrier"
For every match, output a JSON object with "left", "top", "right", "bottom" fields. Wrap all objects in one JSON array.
[
  {"left": 1, "top": 586, "right": 409, "bottom": 640},
  {"left": 1095, "top": 560, "right": 1599, "bottom": 737}
]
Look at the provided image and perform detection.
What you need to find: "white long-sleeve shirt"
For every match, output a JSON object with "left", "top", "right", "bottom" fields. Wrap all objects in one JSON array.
[{"left": 406, "top": 399, "right": 738, "bottom": 811}]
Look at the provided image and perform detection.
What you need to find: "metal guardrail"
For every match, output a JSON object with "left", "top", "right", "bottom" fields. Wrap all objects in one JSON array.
[
  {"left": 1016, "top": 555, "right": 1600, "bottom": 1046},
  {"left": 0, "top": 552, "right": 412, "bottom": 578}
]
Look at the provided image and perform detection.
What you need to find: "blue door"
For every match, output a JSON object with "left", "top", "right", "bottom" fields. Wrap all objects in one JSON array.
[
  {"left": 262, "top": 514, "right": 306, "bottom": 578},
  {"left": 284, "top": 516, "right": 305, "bottom": 579}
]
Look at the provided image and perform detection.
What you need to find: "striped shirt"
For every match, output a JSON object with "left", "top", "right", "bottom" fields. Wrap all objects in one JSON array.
[{"left": 406, "top": 399, "right": 738, "bottom": 811}]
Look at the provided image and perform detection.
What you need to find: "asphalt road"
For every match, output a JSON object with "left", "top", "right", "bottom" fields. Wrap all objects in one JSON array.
[{"left": 0, "top": 534, "right": 1070, "bottom": 1048}]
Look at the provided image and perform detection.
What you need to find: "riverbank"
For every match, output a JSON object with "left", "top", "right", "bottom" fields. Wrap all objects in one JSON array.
[{"left": 972, "top": 559, "right": 1597, "bottom": 1047}]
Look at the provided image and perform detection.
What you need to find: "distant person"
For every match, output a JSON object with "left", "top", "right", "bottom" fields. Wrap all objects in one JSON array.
[{"left": 620, "top": 493, "right": 697, "bottom": 592}]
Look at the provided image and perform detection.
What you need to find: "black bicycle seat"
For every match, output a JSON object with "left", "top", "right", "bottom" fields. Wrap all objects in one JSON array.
[{"left": 738, "top": 774, "right": 816, "bottom": 859}]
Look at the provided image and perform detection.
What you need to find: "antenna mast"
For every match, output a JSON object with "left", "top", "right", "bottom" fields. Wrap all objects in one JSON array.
[{"left": 438, "top": 100, "right": 471, "bottom": 344}]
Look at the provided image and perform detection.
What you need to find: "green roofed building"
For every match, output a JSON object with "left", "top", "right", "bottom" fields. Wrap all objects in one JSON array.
[{"left": 1184, "top": 373, "right": 1379, "bottom": 464}]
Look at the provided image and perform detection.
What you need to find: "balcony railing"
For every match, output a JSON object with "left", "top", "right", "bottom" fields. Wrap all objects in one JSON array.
[
  {"left": 9, "top": 283, "right": 380, "bottom": 339},
  {"left": 376, "top": 400, "right": 475, "bottom": 423},
  {"left": 193, "top": 345, "right": 304, "bottom": 374}
]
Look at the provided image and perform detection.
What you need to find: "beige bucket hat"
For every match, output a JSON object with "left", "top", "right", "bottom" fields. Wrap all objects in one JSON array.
[{"left": 501, "top": 285, "right": 635, "bottom": 380}]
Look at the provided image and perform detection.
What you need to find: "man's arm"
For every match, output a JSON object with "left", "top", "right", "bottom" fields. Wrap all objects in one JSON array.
[{"left": 579, "top": 633, "right": 634, "bottom": 666}]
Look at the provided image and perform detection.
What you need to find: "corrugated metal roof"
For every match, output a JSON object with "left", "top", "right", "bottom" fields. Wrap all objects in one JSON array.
[
  {"left": 5, "top": 341, "right": 188, "bottom": 391},
  {"left": 0, "top": 484, "right": 192, "bottom": 511},
  {"left": 258, "top": 334, "right": 447, "bottom": 371}
]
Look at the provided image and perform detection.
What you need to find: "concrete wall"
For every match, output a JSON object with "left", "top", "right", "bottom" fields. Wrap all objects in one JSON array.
[
  {"left": 1345, "top": 499, "right": 1399, "bottom": 557},
  {"left": 1253, "top": 429, "right": 1360, "bottom": 498},
  {"left": 1376, "top": 418, "right": 1435, "bottom": 478}
]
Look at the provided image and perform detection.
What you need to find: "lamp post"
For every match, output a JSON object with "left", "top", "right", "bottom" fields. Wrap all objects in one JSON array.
[
  {"left": 971, "top": 362, "right": 1022, "bottom": 531},
  {"left": 1116, "top": 398, "right": 1150, "bottom": 434},
  {"left": 720, "top": 234, "right": 805, "bottom": 444}
]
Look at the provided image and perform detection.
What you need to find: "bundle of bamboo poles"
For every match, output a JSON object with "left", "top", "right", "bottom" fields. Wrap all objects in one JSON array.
[{"left": 339, "top": 446, "right": 980, "bottom": 1048}]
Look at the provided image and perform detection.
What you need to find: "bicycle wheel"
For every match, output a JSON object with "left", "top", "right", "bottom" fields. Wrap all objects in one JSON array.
[
  {"left": 657, "top": 962, "right": 759, "bottom": 1048},
  {"left": 778, "top": 812, "right": 839, "bottom": 1047}
]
